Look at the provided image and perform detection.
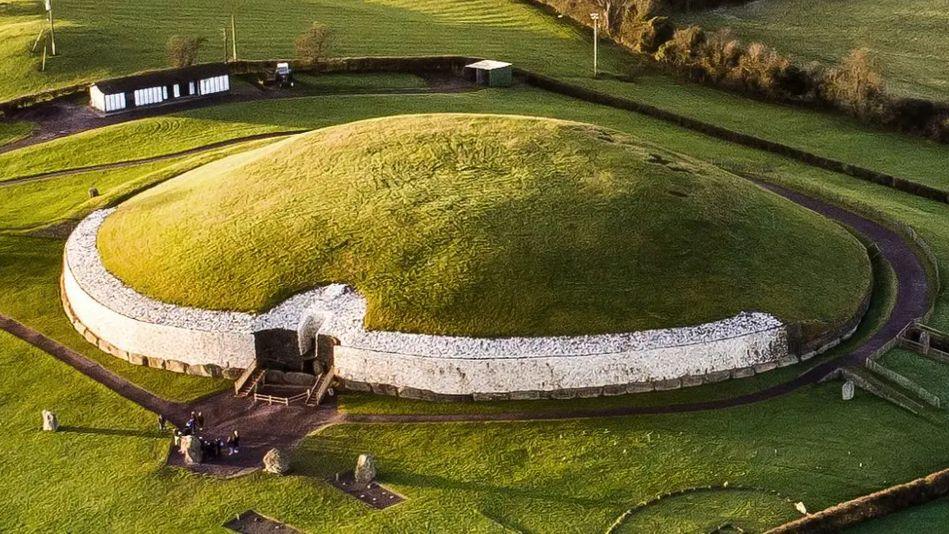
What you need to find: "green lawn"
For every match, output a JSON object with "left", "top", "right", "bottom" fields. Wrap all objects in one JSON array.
[
  {"left": 0, "top": 137, "right": 279, "bottom": 232},
  {"left": 8, "top": 326, "right": 949, "bottom": 531},
  {"left": 0, "top": 119, "right": 33, "bottom": 145},
  {"left": 850, "top": 497, "right": 949, "bottom": 532},
  {"left": 0, "top": 73, "right": 948, "bottom": 531},
  {"left": 98, "top": 114, "right": 869, "bottom": 337},
  {"left": 678, "top": 0, "right": 949, "bottom": 101}
]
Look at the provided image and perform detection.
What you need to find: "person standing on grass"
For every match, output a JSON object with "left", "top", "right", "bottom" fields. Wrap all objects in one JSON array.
[{"left": 157, "top": 414, "right": 166, "bottom": 431}]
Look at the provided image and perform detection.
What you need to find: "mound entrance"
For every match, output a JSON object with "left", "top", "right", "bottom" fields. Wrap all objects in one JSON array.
[{"left": 98, "top": 113, "right": 871, "bottom": 340}]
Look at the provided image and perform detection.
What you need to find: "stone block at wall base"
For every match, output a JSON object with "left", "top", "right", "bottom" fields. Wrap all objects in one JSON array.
[
  {"left": 509, "top": 389, "right": 544, "bottom": 400},
  {"left": 127, "top": 353, "right": 147, "bottom": 366},
  {"left": 626, "top": 382, "right": 654, "bottom": 394},
  {"left": 550, "top": 389, "right": 577, "bottom": 400},
  {"left": 397, "top": 386, "right": 439, "bottom": 401},
  {"left": 472, "top": 392, "right": 512, "bottom": 402},
  {"left": 575, "top": 386, "right": 604, "bottom": 398},
  {"left": 704, "top": 370, "right": 731, "bottom": 383},
  {"left": 753, "top": 361, "right": 778, "bottom": 373},
  {"left": 602, "top": 384, "right": 627, "bottom": 396},
  {"left": 145, "top": 356, "right": 166, "bottom": 370},
  {"left": 187, "top": 364, "right": 221, "bottom": 378},
  {"left": 680, "top": 375, "right": 704, "bottom": 388},
  {"left": 370, "top": 383, "right": 399, "bottom": 397},
  {"left": 654, "top": 378, "right": 682, "bottom": 391},
  {"left": 732, "top": 367, "right": 755, "bottom": 379},
  {"left": 776, "top": 355, "right": 799, "bottom": 368},
  {"left": 165, "top": 360, "right": 188, "bottom": 373},
  {"left": 221, "top": 367, "right": 244, "bottom": 380},
  {"left": 341, "top": 380, "right": 372, "bottom": 393},
  {"left": 82, "top": 329, "right": 98, "bottom": 345}
]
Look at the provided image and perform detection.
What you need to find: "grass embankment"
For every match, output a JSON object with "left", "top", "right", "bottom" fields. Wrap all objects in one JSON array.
[
  {"left": 6, "top": 326, "right": 949, "bottom": 531},
  {"left": 0, "top": 120, "right": 33, "bottom": 146},
  {"left": 678, "top": 0, "right": 949, "bottom": 102},
  {"left": 0, "top": 137, "right": 280, "bottom": 232},
  {"left": 98, "top": 114, "right": 869, "bottom": 336},
  {"left": 850, "top": 497, "right": 949, "bottom": 532}
]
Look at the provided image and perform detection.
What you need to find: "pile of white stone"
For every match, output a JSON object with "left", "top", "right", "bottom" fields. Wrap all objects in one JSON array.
[{"left": 68, "top": 209, "right": 784, "bottom": 360}]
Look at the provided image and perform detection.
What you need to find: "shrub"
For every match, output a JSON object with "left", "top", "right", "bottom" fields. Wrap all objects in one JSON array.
[
  {"left": 295, "top": 23, "right": 332, "bottom": 65},
  {"left": 654, "top": 25, "right": 705, "bottom": 68},
  {"left": 166, "top": 35, "right": 205, "bottom": 68},
  {"left": 821, "top": 48, "right": 887, "bottom": 119}
]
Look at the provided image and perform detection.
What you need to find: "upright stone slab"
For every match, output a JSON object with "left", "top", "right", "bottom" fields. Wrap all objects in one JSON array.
[
  {"left": 263, "top": 448, "right": 291, "bottom": 475},
  {"left": 180, "top": 435, "right": 203, "bottom": 465},
  {"left": 842, "top": 380, "right": 855, "bottom": 401},
  {"left": 41, "top": 410, "right": 59, "bottom": 432},
  {"left": 354, "top": 454, "right": 377, "bottom": 489}
]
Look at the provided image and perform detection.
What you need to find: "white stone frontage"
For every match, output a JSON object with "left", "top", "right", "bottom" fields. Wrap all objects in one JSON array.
[{"left": 63, "top": 209, "right": 791, "bottom": 397}]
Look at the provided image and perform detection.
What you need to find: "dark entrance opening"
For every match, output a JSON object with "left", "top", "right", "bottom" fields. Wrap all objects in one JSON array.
[{"left": 254, "top": 328, "right": 313, "bottom": 373}]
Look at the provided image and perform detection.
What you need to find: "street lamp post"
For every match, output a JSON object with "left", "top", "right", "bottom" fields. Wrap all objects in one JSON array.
[{"left": 589, "top": 12, "right": 600, "bottom": 78}]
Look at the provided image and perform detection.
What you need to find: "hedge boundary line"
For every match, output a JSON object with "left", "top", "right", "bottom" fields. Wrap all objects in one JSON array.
[
  {"left": 766, "top": 466, "right": 949, "bottom": 533},
  {"left": 515, "top": 69, "right": 949, "bottom": 205},
  {"left": 3, "top": 55, "right": 947, "bottom": 205}
]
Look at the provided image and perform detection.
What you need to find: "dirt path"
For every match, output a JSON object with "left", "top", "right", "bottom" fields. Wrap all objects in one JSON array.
[{"left": 0, "top": 180, "right": 933, "bottom": 473}]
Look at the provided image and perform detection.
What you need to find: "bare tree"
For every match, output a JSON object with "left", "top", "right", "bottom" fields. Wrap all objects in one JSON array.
[
  {"left": 166, "top": 35, "right": 206, "bottom": 68},
  {"left": 822, "top": 48, "right": 886, "bottom": 117},
  {"left": 295, "top": 23, "right": 332, "bottom": 65}
]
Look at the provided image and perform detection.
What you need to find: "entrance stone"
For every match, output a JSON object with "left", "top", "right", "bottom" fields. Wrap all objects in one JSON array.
[
  {"left": 354, "top": 454, "right": 376, "bottom": 489},
  {"left": 41, "top": 410, "right": 58, "bottom": 432},
  {"left": 180, "top": 435, "right": 203, "bottom": 464},
  {"left": 842, "top": 380, "right": 855, "bottom": 401}
]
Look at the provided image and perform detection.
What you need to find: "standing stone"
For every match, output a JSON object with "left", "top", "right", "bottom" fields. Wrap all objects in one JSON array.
[
  {"left": 88, "top": 187, "right": 99, "bottom": 198},
  {"left": 842, "top": 380, "right": 855, "bottom": 401},
  {"left": 180, "top": 435, "right": 203, "bottom": 465},
  {"left": 919, "top": 331, "right": 931, "bottom": 354},
  {"left": 41, "top": 410, "right": 58, "bottom": 432},
  {"left": 263, "top": 448, "right": 290, "bottom": 475},
  {"left": 354, "top": 454, "right": 376, "bottom": 489}
]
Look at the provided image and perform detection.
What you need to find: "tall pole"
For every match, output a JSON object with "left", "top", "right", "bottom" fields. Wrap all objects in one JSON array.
[
  {"left": 231, "top": 15, "right": 237, "bottom": 61},
  {"left": 46, "top": 0, "right": 56, "bottom": 56},
  {"left": 590, "top": 13, "right": 599, "bottom": 78},
  {"left": 222, "top": 28, "right": 229, "bottom": 62}
]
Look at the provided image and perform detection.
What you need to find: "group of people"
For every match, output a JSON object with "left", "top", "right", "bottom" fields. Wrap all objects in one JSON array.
[{"left": 162, "top": 411, "right": 241, "bottom": 461}]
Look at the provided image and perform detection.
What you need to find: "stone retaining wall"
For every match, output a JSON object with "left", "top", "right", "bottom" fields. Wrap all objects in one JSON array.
[{"left": 62, "top": 209, "right": 795, "bottom": 398}]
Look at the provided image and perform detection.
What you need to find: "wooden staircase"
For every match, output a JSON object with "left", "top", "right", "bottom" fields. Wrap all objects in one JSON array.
[
  {"left": 234, "top": 363, "right": 266, "bottom": 398},
  {"left": 306, "top": 366, "right": 336, "bottom": 407}
]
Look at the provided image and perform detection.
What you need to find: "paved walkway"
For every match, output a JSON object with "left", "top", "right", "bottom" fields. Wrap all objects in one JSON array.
[{"left": 0, "top": 180, "right": 933, "bottom": 474}]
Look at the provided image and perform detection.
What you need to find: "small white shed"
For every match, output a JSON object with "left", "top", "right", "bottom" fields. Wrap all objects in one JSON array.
[
  {"left": 89, "top": 64, "right": 231, "bottom": 113},
  {"left": 464, "top": 60, "right": 513, "bottom": 87}
]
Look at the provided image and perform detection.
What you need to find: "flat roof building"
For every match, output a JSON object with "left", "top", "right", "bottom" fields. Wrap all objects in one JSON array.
[
  {"left": 464, "top": 60, "right": 513, "bottom": 87},
  {"left": 89, "top": 64, "right": 231, "bottom": 113}
]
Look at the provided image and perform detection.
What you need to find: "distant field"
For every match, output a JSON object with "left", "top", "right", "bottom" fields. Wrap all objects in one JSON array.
[
  {"left": 679, "top": 0, "right": 949, "bottom": 101},
  {"left": 0, "top": 0, "right": 626, "bottom": 102}
]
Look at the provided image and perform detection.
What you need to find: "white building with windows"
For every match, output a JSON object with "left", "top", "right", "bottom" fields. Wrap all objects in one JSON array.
[{"left": 89, "top": 63, "right": 231, "bottom": 113}]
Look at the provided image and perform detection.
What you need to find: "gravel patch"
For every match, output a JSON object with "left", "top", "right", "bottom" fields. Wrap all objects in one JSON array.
[{"left": 67, "top": 209, "right": 784, "bottom": 360}]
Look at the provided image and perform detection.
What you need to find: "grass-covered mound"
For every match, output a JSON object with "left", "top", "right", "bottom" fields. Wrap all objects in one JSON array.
[{"left": 98, "top": 114, "right": 870, "bottom": 337}]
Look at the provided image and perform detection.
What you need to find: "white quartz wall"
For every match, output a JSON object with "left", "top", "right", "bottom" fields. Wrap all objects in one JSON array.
[{"left": 63, "top": 209, "right": 791, "bottom": 395}]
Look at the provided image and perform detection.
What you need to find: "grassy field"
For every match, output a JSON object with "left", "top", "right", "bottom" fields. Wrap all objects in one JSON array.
[
  {"left": 679, "top": 0, "right": 949, "bottom": 101},
  {"left": 7, "top": 325, "right": 949, "bottom": 531},
  {"left": 97, "top": 114, "right": 869, "bottom": 336},
  {"left": 0, "top": 0, "right": 944, "bottom": 191},
  {"left": 0, "top": 75, "right": 948, "bottom": 529},
  {"left": 0, "top": 119, "right": 33, "bottom": 145}
]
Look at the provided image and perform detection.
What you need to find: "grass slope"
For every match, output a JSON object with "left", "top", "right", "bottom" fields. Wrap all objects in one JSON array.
[
  {"left": 679, "top": 0, "right": 949, "bottom": 101},
  {"left": 99, "top": 114, "right": 869, "bottom": 337},
  {"left": 0, "top": 120, "right": 32, "bottom": 146}
]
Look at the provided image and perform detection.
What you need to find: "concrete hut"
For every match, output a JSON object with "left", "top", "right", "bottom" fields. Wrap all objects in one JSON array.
[
  {"left": 464, "top": 60, "right": 513, "bottom": 87},
  {"left": 89, "top": 63, "right": 231, "bottom": 113}
]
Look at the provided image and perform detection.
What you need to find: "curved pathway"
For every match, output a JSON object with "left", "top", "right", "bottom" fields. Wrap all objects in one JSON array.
[{"left": 0, "top": 179, "right": 933, "bottom": 474}]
